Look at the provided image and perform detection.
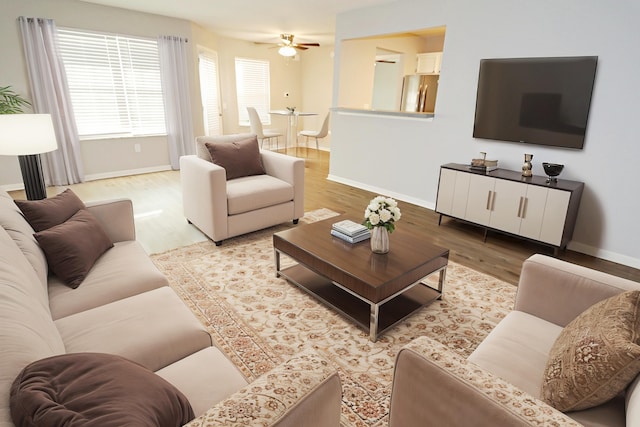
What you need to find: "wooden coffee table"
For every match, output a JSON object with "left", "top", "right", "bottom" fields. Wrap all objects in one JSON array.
[{"left": 273, "top": 214, "right": 449, "bottom": 342}]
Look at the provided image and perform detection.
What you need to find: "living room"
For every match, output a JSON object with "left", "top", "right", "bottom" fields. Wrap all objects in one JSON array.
[{"left": 2, "top": 0, "right": 640, "bottom": 426}]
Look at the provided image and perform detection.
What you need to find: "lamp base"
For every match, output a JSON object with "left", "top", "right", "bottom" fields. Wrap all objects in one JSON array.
[{"left": 18, "top": 154, "right": 47, "bottom": 200}]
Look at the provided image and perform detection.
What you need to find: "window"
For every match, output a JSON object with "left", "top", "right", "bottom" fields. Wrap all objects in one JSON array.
[
  {"left": 235, "top": 57, "right": 271, "bottom": 126},
  {"left": 57, "top": 28, "right": 166, "bottom": 138},
  {"left": 198, "top": 50, "right": 222, "bottom": 136}
]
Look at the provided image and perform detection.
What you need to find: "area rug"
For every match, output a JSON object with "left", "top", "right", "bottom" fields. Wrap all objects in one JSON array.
[{"left": 151, "top": 209, "right": 517, "bottom": 427}]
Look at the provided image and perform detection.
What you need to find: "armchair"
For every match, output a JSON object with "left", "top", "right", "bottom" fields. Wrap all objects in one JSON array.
[
  {"left": 389, "top": 254, "right": 640, "bottom": 427},
  {"left": 180, "top": 134, "right": 304, "bottom": 245}
]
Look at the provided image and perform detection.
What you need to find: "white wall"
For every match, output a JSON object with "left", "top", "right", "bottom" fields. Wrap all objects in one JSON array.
[{"left": 331, "top": 0, "right": 640, "bottom": 268}]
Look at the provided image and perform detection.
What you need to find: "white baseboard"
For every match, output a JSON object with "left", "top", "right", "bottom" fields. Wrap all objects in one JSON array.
[
  {"left": 1, "top": 165, "right": 172, "bottom": 193},
  {"left": 326, "top": 174, "right": 435, "bottom": 210},
  {"left": 84, "top": 165, "right": 172, "bottom": 182},
  {"left": 327, "top": 174, "right": 640, "bottom": 270}
]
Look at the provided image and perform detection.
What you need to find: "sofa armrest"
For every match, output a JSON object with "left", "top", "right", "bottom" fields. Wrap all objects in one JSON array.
[
  {"left": 389, "top": 336, "right": 581, "bottom": 427},
  {"left": 85, "top": 199, "right": 135, "bottom": 243},
  {"left": 515, "top": 254, "right": 640, "bottom": 327},
  {"left": 180, "top": 155, "right": 228, "bottom": 242},
  {"left": 185, "top": 349, "right": 341, "bottom": 427},
  {"left": 260, "top": 150, "right": 305, "bottom": 220}
]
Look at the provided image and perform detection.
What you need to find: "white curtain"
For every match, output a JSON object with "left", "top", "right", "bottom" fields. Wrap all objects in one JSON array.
[
  {"left": 158, "top": 35, "right": 194, "bottom": 170},
  {"left": 18, "top": 17, "right": 84, "bottom": 185}
]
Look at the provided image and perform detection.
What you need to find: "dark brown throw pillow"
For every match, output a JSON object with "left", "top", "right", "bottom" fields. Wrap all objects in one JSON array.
[
  {"left": 34, "top": 209, "right": 113, "bottom": 288},
  {"left": 15, "top": 188, "right": 86, "bottom": 232},
  {"left": 205, "top": 135, "right": 266, "bottom": 180},
  {"left": 10, "top": 352, "right": 195, "bottom": 427}
]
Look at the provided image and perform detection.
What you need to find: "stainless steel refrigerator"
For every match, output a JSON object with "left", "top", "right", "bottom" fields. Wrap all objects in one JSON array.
[{"left": 400, "top": 74, "right": 438, "bottom": 113}]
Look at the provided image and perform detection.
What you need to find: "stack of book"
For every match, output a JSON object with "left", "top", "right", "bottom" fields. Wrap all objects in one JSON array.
[
  {"left": 470, "top": 158, "right": 498, "bottom": 172},
  {"left": 331, "top": 219, "right": 371, "bottom": 244}
]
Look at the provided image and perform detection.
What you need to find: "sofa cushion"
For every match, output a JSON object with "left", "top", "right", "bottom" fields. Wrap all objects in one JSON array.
[
  {"left": 227, "top": 174, "right": 294, "bottom": 215},
  {"left": 195, "top": 133, "right": 255, "bottom": 162},
  {"left": 542, "top": 290, "right": 640, "bottom": 412},
  {"left": 48, "top": 240, "right": 169, "bottom": 320},
  {"left": 156, "top": 347, "right": 248, "bottom": 417},
  {"left": 55, "top": 287, "right": 212, "bottom": 372},
  {"left": 205, "top": 136, "right": 265, "bottom": 180},
  {"left": 34, "top": 209, "right": 114, "bottom": 289},
  {"left": 0, "top": 227, "right": 66, "bottom": 426},
  {"left": 14, "top": 188, "right": 85, "bottom": 232},
  {"left": 0, "top": 190, "right": 48, "bottom": 287},
  {"left": 468, "top": 310, "right": 564, "bottom": 398},
  {"left": 10, "top": 353, "right": 194, "bottom": 427}
]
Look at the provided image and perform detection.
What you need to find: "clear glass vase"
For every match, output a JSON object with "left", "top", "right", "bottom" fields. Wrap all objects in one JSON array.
[{"left": 370, "top": 226, "right": 390, "bottom": 254}]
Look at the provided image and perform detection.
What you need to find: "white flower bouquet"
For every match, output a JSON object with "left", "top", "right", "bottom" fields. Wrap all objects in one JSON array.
[{"left": 363, "top": 196, "right": 401, "bottom": 233}]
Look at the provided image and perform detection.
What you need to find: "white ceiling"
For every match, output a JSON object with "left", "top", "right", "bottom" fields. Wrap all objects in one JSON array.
[{"left": 77, "top": 0, "right": 400, "bottom": 46}]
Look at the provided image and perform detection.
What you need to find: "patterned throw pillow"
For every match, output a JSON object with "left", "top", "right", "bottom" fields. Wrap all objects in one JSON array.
[{"left": 541, "top": 290, "right": 640, "bottom": 412}]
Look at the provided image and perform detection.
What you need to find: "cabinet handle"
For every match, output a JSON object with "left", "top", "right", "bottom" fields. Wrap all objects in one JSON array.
[
  {"left": 486, "top": 191, "right": 492, "bottom": 210},
  {"left": 522, "top": 197, "right": 528, "bottom": 219},
  {"left": 517, "top": 197, "right": 524, "bottom": 218},
  {"left": 491, "top": 191, "right": 496, "bottom": 211}
]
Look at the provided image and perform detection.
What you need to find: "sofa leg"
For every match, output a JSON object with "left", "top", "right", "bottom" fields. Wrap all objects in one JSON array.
[{"left": 293, "top": 219, "right": 299, "bottom": 225}]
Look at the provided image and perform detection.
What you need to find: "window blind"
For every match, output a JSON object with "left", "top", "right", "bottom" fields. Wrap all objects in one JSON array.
[
  {"left": 198, "top": 51, "right": 222, "bottom": 136},
  {"left": 235, "top": 57, "right": 271, "bottom": 126},
  {"left": 57, "top": 28, "right": 166, "bottom": 138}
]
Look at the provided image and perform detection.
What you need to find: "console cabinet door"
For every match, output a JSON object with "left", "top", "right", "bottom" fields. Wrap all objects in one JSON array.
[
  {"left": 488, "top": 179, "right": 527, "bottom": 234},
  {"left": 518, "top": 184, "right": 549, "bottom": 240},
  {"left": 464, "top": 175, "right": 495, "bottom": 226},
  {"left": 436, "top": 169, "right": 471, "bottom": 218},
  {"left": 539, "top": 189, "right": 571, "bottom": 246}
]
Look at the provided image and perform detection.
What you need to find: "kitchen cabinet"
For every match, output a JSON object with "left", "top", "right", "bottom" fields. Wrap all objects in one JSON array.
[
  {"left": 435, "top": 164, "right": 584, "bottom": 251},
  {"left": 416, "top": 52, "right": 442, "bottom": 74}
]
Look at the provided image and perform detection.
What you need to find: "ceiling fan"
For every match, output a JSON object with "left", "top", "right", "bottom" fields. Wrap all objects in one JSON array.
[{"left": 257, "top": 34, "right": 320, "bottom": 57}]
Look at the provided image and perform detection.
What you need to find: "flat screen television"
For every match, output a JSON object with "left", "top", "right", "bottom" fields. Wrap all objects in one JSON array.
[{"left": 473, "top": 56, "right": 598, "bottom": 149}]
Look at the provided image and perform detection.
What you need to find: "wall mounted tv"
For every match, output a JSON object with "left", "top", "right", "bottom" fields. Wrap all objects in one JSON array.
[{"left": 473, "top": 56, "right": 598, "bottom": 149}]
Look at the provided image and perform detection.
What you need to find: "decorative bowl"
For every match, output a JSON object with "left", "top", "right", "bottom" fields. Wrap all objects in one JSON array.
[{"left": 542, "top": 162, "right": 564, "bottom": 183}]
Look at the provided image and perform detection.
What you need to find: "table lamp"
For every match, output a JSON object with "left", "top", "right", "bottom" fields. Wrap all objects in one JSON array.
[{"left": 0, "top": 114, "right": 58, "bottom": 200}]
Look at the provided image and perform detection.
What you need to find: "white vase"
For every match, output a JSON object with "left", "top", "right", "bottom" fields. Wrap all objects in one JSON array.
[{"left": 370, "top": 226, "right": 389, "bottom": 254}]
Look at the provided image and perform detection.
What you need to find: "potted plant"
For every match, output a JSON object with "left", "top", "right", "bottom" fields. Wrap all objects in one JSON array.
[{"left": 0, "top": 86, "right": 31, "bottom": 114}]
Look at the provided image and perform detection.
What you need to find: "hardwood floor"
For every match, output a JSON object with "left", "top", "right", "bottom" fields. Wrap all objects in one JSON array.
[{"left": 10, "top": 147, "right": 640, "bottom": 286}]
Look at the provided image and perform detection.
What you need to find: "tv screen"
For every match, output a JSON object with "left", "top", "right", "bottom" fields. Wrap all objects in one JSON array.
[{"left": 473, "top": 56, "right": 598, "bottom": 149}]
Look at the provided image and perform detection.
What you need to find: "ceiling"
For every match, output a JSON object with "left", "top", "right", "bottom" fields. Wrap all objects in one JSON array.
[{"left": 77, "top": 0, "right": 401, "bottom": 46}]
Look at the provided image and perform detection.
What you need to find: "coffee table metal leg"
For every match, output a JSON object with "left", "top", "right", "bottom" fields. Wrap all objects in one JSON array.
[
  {"left": 274, "top": 249, "right": 281, "bottom": 278},
  {"left": 437, "top": 266, "right": 447, "bottom": 299},
  {"left": 370, "top": 303, "right": 379, "bottom": 342}
]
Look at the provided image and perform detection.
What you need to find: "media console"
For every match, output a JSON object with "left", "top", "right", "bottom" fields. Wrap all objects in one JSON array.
[{"left": 435, "top": 163, "right": 584, "bottom": 253}]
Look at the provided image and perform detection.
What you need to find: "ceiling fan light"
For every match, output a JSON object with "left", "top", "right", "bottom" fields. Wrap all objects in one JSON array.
[{"left": 278, "top": 46, "right": 296, "bottom": 57}]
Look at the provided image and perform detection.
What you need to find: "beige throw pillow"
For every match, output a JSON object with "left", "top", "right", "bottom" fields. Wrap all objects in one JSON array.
[{"left": 541, "top": 290, "right": 640, "bottom": 412}]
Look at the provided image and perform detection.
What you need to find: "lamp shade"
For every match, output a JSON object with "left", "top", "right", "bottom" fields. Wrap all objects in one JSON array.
[
  {"left": 278, "top": 46, "right": 296, "bottom": 57},
  {"left": 0, "top": 114, "right": 58, "bottom": 156}
]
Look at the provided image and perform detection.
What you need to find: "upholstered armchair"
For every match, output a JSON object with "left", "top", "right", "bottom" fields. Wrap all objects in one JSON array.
[
  {"left": 180, "top": 134, "right": 304, "bottom": 245},
  {"left": 389, "top": 254, "right": 640, "bottom": 427}
]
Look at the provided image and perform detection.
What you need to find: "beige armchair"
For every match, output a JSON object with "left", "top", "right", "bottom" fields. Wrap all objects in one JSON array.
[
  {"left": 180, "top": 134, "right": 304, "bottom": 245},
  {"left": 389, "top": 254, "right": 640, "bottom": 427}
]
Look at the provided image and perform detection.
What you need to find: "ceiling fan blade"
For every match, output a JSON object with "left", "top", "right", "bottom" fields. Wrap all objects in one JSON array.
[
  {"left": 293, "top": 45, "right": 309, "bottom": 50},
  {"left": 296, "top": 43, "right": 320, "bottom": 47}
]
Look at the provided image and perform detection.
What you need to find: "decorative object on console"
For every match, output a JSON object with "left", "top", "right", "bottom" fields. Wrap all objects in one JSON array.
[
  {"left": 0, "top": 114, "right": 58, "bottom": 200},
  {"left": 522, "top": 153, "right": 534, "bottom": 177},
  {"left": 542, "top": 162, "right": 565, "bottom": 184},
  {"left": 471, "top": 152, "right": 498, "bottom": 172},
  {"left": 363, "top": 196, "right": 401, "bottom": 254}
]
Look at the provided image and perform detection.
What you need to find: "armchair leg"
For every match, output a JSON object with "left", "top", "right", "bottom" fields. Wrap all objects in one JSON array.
[
  {"left": 214, "top": 240, "right": 222, "bottom": 246},
  {"left": 293, "top": 219, "right": 299, "bottom": 225}
]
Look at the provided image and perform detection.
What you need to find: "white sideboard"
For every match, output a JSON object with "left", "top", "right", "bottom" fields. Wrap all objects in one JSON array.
[{"left": 435, "top": 163, "right": 584, "bottom": 251}]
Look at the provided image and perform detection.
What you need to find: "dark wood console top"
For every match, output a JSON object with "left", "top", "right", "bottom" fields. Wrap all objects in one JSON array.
[{"left": 442, "top": 163, "right": 584, "bottom": 192}]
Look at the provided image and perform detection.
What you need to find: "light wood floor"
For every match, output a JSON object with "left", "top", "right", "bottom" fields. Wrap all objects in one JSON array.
[{"left": 10, "top": 147, "right": 640, "bottom": 286}]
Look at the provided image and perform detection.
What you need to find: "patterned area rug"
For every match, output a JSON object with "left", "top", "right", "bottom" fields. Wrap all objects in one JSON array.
[{"left": 151, "top": 209, "right": 517, "bottom": 427}]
